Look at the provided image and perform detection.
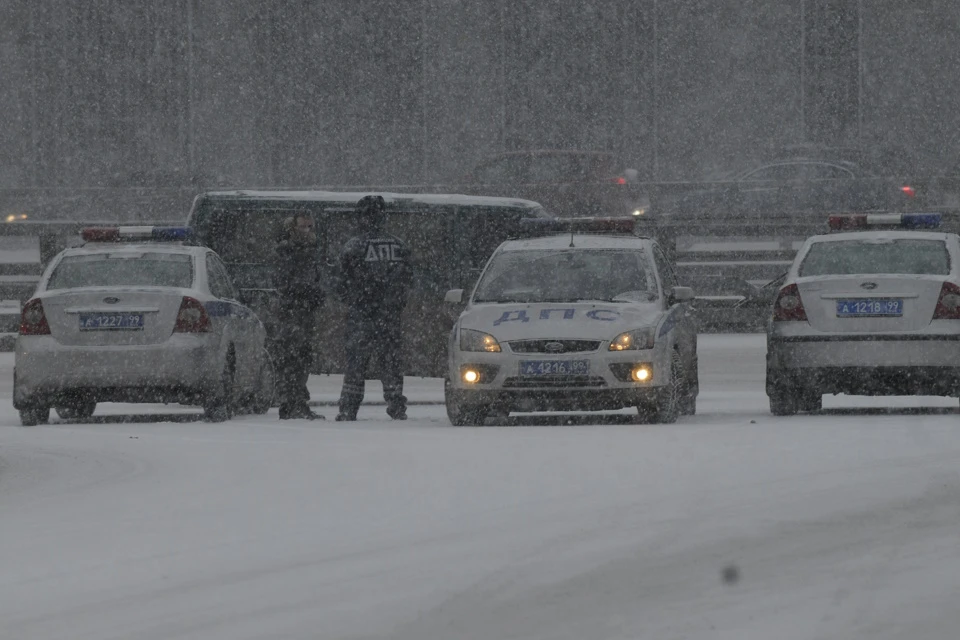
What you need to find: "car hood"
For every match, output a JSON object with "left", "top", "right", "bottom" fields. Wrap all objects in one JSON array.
[{"left": 459, "top": 301, "right": 663, "bottom": 342}]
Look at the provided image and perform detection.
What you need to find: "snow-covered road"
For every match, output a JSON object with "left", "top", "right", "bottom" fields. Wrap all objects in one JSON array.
[{"left": 3, "top": 334, "right": 960, "bottom": 639}]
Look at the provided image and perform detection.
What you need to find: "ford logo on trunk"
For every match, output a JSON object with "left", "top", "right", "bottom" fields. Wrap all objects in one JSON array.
[
  {"left": 103, "top": 296, "right": 120, "bottom": 304},
  {"left": 860, "top": 282, "right": 878, "bottom": 290},
  {"left": 544, "top": 341, "right": 565, "bottom": 353}
]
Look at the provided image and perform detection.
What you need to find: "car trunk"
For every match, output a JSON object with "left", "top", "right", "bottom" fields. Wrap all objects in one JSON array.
[
  {"left": 42, "top": 288, "right": 184, "bottom": 346},
  {"left": 796, "top": 276, "right": 944, "bottom": 333}
]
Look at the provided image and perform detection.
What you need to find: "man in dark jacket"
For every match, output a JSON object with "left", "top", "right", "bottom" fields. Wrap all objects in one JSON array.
[
  {"left": 273, "top": 214, "right": 325, "bottom": 420},
  {"left": 335, "top": 195, "right": 413, "bottom": 421}
]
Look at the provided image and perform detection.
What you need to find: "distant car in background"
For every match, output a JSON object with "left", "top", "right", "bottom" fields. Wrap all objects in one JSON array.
[
  {"left": 461, "top": 149, "right": 649, "bottom": 218},
  {"left": 660, "top": 157, "right": 918, "bottom": 216}
]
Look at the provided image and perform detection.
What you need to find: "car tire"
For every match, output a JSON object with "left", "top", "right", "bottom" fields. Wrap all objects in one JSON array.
[
  {"left": 204, "top": 351, "right": 236, "bottom": 423},
  {"left": 679, "top": 357, "right": 698, "bottom": 416},
  {"left": 19, "top": 405, "right": 50, "bottom": 427},
  {"left": 55, "top": 401, "right": 96, "bottom": 421},
  {"left": 638, "top": 350, "right": 682, "bottom": 424},
  {"left": 768, "top": 386, "right": 799, "bottom": 416},
  {"left": 444, "top": 380, "right": 489, "bottom": 427},
  {"left": 799, "top": 389, "right": 822, "bottom": 413}
]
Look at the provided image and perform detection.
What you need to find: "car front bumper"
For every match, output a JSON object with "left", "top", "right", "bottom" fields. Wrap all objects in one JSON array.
[
  {"left": 448, "top": 346, "right": 672, "bottom": 412},
  {"left": 14, "top": 334, "right": 221, "bottom": 407}
]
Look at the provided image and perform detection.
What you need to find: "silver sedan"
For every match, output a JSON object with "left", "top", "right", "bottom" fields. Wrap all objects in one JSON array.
[
  {"left": 13, "top": 227, "right": 275, "bottom": 425},
  {"left": 766, "top": 214, "right": 960, "bottom": 415}
]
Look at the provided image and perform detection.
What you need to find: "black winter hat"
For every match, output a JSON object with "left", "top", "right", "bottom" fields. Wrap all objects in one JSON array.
[{"left": 356, "top": 195, "right": 386, "bottom": 218}]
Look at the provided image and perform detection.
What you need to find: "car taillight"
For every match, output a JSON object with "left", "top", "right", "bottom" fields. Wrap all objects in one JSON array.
[
  {"left": 772, "top": 284, "right": 808, "bottom": 322},
  {"left": 902, "top": 185, "right": 916, "bottom": 198},
  {"left": 174, "top": 296, "right": 210, "bottom": 333},
  {"left": 933, "top": 282, "right": 960, "bottom": 319},
  {"left": 19, "top": 298, "right": 50, "bottom": 335}
]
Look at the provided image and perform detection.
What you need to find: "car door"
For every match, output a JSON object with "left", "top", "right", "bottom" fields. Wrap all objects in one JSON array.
[
  {"left": 653, "top": 244, "right": 697, "bottom": 375},
  {"left": 205, "top": 253, "right": 258, "bottom": 389}
]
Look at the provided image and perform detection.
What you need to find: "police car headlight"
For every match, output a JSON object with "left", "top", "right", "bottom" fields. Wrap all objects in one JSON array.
[
  {"left": 609, "top": 327, "right": 656, "bottom": 351},
  {"left": 460, "top": 328, "right": 501, "bottom": 353}
]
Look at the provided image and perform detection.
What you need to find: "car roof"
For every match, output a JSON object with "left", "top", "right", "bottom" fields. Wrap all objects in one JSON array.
[
  {"left": 804, "top": 230, "right": 956, "bottom": 245},
  {"left": 59, "top": 243, "right": 208, "bottom": 258},
  {"left": 195, "top": 190, "right": 543, "bottom": 210},
  {"left": 498, "top": 234, "right": 652, "bottom": 251}
]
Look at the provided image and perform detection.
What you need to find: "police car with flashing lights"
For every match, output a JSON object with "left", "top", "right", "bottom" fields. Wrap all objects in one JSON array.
[
  {"left": 13, "top": 226, "right": 274, "bottom": 425},
  {"left": 766, "top": 212, "right": 960, "bottom": 415},
  {"left": 443, "top": 232, "right": 699, "bottom": 425}
]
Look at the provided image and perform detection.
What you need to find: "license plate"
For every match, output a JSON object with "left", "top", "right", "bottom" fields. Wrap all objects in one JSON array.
[
  {"left": 519, "top": 360, "right": 590, "bottom": 376},
  {"left": 79, "top": 313, "right": 144, "bottom": 330},
  {"left": 836, "top": 299, "right": 903, "bottom": 317}
]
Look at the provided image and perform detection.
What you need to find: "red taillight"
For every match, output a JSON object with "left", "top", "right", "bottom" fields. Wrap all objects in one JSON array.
[
  {"left": 174, "top": 296, "right": 210, "bottom": 333},
  {"left": 828, "top": 214, "right": 868, "bottom": 231},
  {"left": 612, "top": 176, "right": 627, "bottom": 185},
  {"left": 901, "top": 185, "right": 916, "bottom": 198},
  {"left": 933, "top": 282, "right": 960, "bottom": 319},
  {"left": 80, "top": 228, "right": 121, "bottom": 242},
  {"left": 772, "top": 284, "right": 808, "bottom": 322},
  {"left": 19, "top": 298, "right": 50, "bottom": 335}
]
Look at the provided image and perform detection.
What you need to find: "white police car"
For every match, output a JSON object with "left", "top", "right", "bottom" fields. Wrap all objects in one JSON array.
[
  {"left": 13, "top": 226, "right": 275, "bottom": 425},
  {"left": 444, "top": 232, "right": 698, "bottom": 425},
  {"left": 766, "top": 213, "right": 960, "bottom": 415}
]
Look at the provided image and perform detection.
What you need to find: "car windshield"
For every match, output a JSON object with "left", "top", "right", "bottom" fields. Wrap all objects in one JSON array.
[
  {"left": 47, "top": 252, "right": 195, "bottom": 290},
  {"left": 473, "top": 249, "right": 656, "bottom": 303},
  {"left": 799, "top": 239, "right": 950, "bottom": 276}
]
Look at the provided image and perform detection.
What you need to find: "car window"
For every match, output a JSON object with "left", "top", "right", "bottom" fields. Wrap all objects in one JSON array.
[
  {"left": 804, "top": 163, "right": 855, "bottom": 179},
  {"left": 206, "top": 254, "right": 238, "bottom": 299},
  {"left": 653, "top": 246, "right": 679, "bottom": 294},
  {"left": 528, "top": 155, "right": 588, "bottom": 182},
  {"left": 472, "top": 155, "right": 528, "bottom": 183},
  {"left": 47, "top": 252, "right": 194, "bottom": 290},
  {"left": 740, "top": 164, "right": 805, "bottom": 181},
  {"left": 799, "top": 239, "right": 951, "bottom": 276},
  {"left": 473, "top": 249, "right": 656, "bottom": 303}
]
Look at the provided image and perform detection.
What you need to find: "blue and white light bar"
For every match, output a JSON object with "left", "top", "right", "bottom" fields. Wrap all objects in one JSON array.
[
  {"left": 80, "top": 226, "right": 193, "bottom": 243},
  {"left": 828, "top": 213, "right": 942, "bottom": 232}
]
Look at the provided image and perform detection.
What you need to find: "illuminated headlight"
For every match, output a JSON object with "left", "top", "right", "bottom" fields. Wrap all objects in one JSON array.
[
  {"left": 632, "top": 208, "right": 646, "bottom": 216},
  {"left": 609, "top": 327, "right": 655, "bottom": 351},
  {"left": 631, "top": 365, "right": 652, "bottom": 382},
  {"left": 459, "top": 328, "right": 501, "bottom": 353}
]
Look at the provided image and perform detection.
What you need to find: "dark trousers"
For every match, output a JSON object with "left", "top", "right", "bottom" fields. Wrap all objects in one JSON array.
[
  {"left": 274, "top": 322, "right": 314, "bottom": 415},
  {"left": 338, "top": 313, "right": 406, "bottom": 417}
]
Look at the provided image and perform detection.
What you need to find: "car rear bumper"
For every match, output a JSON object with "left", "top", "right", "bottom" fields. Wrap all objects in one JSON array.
[
  {"left": 14, "top": 334, "right": 220, "bottom": 407},
  {"left": 767, "top": 334, "right": 960, "bottom": 396},
  {"left": 768, "top": 334, "right": 960, "bottom": 369}
]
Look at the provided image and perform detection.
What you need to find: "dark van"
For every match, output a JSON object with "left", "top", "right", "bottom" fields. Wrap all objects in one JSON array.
[{"left": 186, "top": 190, "right": 550, "bottom": 377}]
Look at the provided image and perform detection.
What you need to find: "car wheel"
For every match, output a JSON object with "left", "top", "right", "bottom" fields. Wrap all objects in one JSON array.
[
  {"left": 638, "top": 350, "right": 682, "bottom": 424},
  {"left": 799, "top": 389, "right": 822, "bottom": 413},
  {"left": 768, "top": 385, "right": 799, "bottom": 416},
  {"left": 56, "top": 401, "right": 96, "bottom": 421},
  {"left": 204, "top": 351, "right": 236, "bottom": 423},
  {"left": 19, "top": 405, "right": 50, "bottom": 427},
  {"left": 444, "top": 380, "right": 489, "bottom": 427}
]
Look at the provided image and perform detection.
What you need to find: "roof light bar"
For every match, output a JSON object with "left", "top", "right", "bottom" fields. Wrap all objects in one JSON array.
[
  {"left": 827, "top": 213, "right": 941, "bottom": 232},
  {"left": 518, "top": 216, "right": 637, "bottom": 237},
  {"left": 80, "top": 226, "right": 193, "bottom": 243}
]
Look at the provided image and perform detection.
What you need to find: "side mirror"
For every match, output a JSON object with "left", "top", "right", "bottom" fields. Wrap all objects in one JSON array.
[
  {"left": 669, "top": 286, "right": 694, "bottom": 304},
  {"left": 444, "top": 289, "right": 464, "bottom": 304}
]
